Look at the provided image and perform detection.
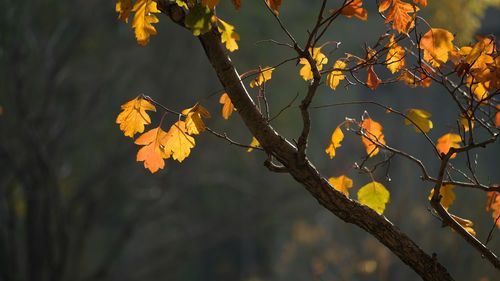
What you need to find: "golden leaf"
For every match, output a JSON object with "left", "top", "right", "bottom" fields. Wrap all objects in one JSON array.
[
  {"left": 217, "top": 18, "right": 240, "bottom": 52},
  {"left": 357, "top": 181, "right": 390, "bottom": 215},
  {"left": 162, "top": 121, "right": 195, "bottom": 162},
  {"left": 131, "top": 0, "right": 161, "bottom": 46},
  {"left": 325, "top": 126, "right": 344, "bottom": 159},
  {"left": 428, "top": 184, "right": 455, "bottom": 210},
  {"left": 404, "top": 108, "right": 433, "bottom": 133},
  {"left": 326, "top": 60, "right": 347, "bottom": 90},
  {"left": 436, "top": 133, "right": 461, "bottom": 159},
  {"left": 299, "top": 47, "right": 328, "bottom": 81},
  {"left": 135, "top": 127, "right": 170, "bottom": 173},
  {"left": 219, "top": 93, "right": 236, "bottom": 120},
  {"left": 328, "top": 175, "right": 353, "bottom": 197},
  {"left": 182, "top": 104, "right": 211, "bottom": 135},
  {"left": 116, "top": 96, "right": 156, "bottom": 138},
  {"left": 247, "top": 137, "right": 261, "bottom": 152},
  {"left": 116, "top": 0, "right": 132, "bottom": 23},
  {"left": 386, "top": 35, "right": 406, "bottom": 73},
  {"left": 419, "top": 28, "right": 455, "bottom": 67},
  {"left": 360, "top": 117, "right": 386, "bottom": 157},
  {"left": 250, "top": 67, "right": 274, "bottom": 88},
  {"left": 340, "top": 0, "right": 368, "bottom": 21}
]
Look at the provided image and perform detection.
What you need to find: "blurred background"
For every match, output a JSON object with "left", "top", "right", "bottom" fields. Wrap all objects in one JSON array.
[{"left": 1, "top": 0, "right": 499, "bottom": 280}]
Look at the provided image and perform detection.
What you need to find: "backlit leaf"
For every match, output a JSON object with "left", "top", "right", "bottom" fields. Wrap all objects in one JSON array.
[
  {"left": 182, "top": 104, "right": 211, "bottom": 135},
  {"left": 135, "top": 127, "right": 170, "bottom": 173},
  {"left": 328, "top": 175, "right": 353, "bottom": 197},
  {"left": 361, "top": 116, "right": 386, "bottom": 157},
  {"left": 116, "top": 0, "right": 132, "bottom": 23},
  {"left": 163, "top": 121, "right": 195, "bottom": 162},
  {"left": 325, "top": 126, "right": 344, "bottom": 159},
  {"left": 496, "top": 105, "right": 500, "bottom": 127},
  {"left": 404, "top": 108, "right": 433, "bottom": 133},
  {"left": 231, "top": 0, "right": 241, "bottom": 10},
  {"left": 219, "top": 93, "right": 235, "bottom": 120},
  {"left": 419, "top": 28, "right": 455, "bottom": 67},
  {"left": 266, "top": 0, "right": 282, "bottom": 15},
  {"left": 185, "top": 4, "right": 214, "bottom": 36},
  {"left": 450, "top": 214, "right": 476, "bottom": 236},
  {"left": 299, "top": 47, "right": 328, "bottom": 81},
  {"left": 428, "top": 184, "right": 455, "bottom": 210},
  {"left": 250, "top": 67, "right": 274, "bottom": 88},
  {"left": 386, "top": 35, "right": 406, "bottom": 73},
  {"left": 366, "top": 66, "right": 381, "bottom": 90},
  {"left": 436, "top": 133, "right": 461, "bottom": 159},
  {"left": 217, "top": 18, "right": 240, "bottom": 52},
  {"left": 487, "top": 192, "right": 500, "bottom": 229},
  {"left": 116, "top": 96, "right": 156, "bottom": 138},
  {"left": 379, "top": 0, "right": 418, "bottom": 33},
  {"left": 326, "top": 60, "right": 347, "bottom": 90},
  {"left": 131, "top": 0, "right": 161, "bottom": 46},
  {"left": 247, "top": 137, "right": 261, "bottom": 152},
  {"left": 357, "top": 181, "right": 390, "bottom": 215},
  {"left": 340, "top": 0, "right": 368, "bottom": 21}
]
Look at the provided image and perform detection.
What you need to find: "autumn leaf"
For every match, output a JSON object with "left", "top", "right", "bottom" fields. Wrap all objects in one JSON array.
[
  {"left": 202, "top": 0, "right": 219, "bottom": 9},
  {"left": 182, "top": 104, "right": 211, "bottom": 135},
  {"left": 398, "top": 69, "right": 431, "bottom": 88},
  {"left": 419, "top": 28, "right": 455, "bottom": 68},
  {"left": 357, "top": 181, "right": 390, "bottom": 215},
  {"left": 247, "top": 137, "right": 261, "bottom": 152},
  {"left": 326, "top": 60, "right": 347, "bottom": 90},
  {"left": 459, "top": 112, "right": 474, "bottom": 132},
  {"left": 450, "top": 214, "right": 476, "bottom": 236},
  {"left": 366, "top": 66, "right": 381, "bottom": 90},
  {"left": 328, "top": 175, "right": 353, "bottom": 197},
  {"left": 379, "top": 0, "right": 418, "bottom": 33},
  {"left": 219, "top": 93, "right": 235, "bottom": 120},
  {"left": 436, "top": 133, "right": 461, "bottom": 159},
  {"left": 404, "top": 108, "right": 433, "bottom": 133},
  {"left": 250, "top": 67, "right": 274, "bottom": 88},
  {"left": 299, "top": 47, "right": 328, "bottom": 81},
  {"left": 185, "top": 4, "right": 214, "bottom": 36},
  {"left": 163, "top": 121, "right": 196, "bottom": 162},
  {"left": 413, "top": 0, "right": 426, "bottom": 7},
  {"left": 116, "top": 0, "right": 132, "bottom": 23},
  {"left": 496, "top": 105, "right": 500, "bottom": 127},
  {"left": 116, "top": 96, "right": 156, "bottom": 138},
  {"left": 361, "top": 116, "right": 386, "bottom": 157},
  {"left": 131, "top": 0, "right": 161, "bottom": 46},
  {"left": 340, "top": 0, "right": 368, "bottom": 21},
  {"left": 325, "top": 126, "right": 344, "bottom": 159},
  {"left": 386, "top": 35, "right": 406, "bottom": 73},
  {"left": 266, "top": 0, "right": 282, "bottom": 15},
  {"left": 428, "top": 184, "right": 455, "bottom": 210},
  {"left": 231, "top": 0, "right": 241, "bottom": 10},
  {"left": 217, "top": 18, "right": 240, "bottom": 52},
  {"left": 487, "top": 192, "right": 500, "bottom": 229},
  {"left": 135, "top": 127, "right": 170, "bottom": 173},
  {"left": 175, "top": 0, "right": 189, "bottom": 9}
]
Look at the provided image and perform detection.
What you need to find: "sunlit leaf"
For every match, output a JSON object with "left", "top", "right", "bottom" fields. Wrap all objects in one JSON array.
[
  {"left": 328, "top": 175, "right": 353, "bottom": 197},
  {"left": 219, "top": 93, "right": 236, "bottom": 120},
  {"left": 366, "top": 66, "right": 381, "bottom": 90},
  {"left": 436, "top": 133, "right": 461, "bottom": 159},
  {"left": 386, "top": 35, "right": 406, "bottom": 73},
  {"left": 116, "top": 0, "right": 132, "bottom": 23},
  {"left": 404, "top": 108, "right": 433, "bottom": 133},
  {"left": 182, "top": 104, "right": 211, "bottom": 135},
  {"left": 163, "top": 121, "right": 195, "bottom": 162},
  {"left": 116, "top": 96, "right": 156, "bottom": 138},
  {"left": 135, "top": 127, "right": 170, "bottom": 173},
  {"left": 379, "top": 0, "right": 418, "bottom": 33},
  {"left": 487, "top": 192, "right": 500, "bottom": 229},
  {"left": 450, "top": 214, "right": 476, "bottom": 236},
  {"left": 325, "top": 126, "right": 344, "bottom": 158},
  {"left": 266, "top": 0, "right": 282, "bottom": 15},
  {"left": 217, "top": 18, "right": 240, "bottom": 52},
  {"left": 185, "top": 4, "right": 214, "bottom": 36},
  {"left": 496, "top": 105, "right": 500, "bottom": 127},
  {"left": 419, "top": 28, "right": 455, "bottom": 67},
  {"left": 357, "top": 181, "right": 390, "bottom": 215},
  {"left": 247, "top": 137, "right": 261, "bottom": 152},
  {"left": 326, "top": 60, "right": 347, "bottom": 90},
  {"left": 131, "top": 0, "right": 161, "bottom": 46},
  {"left": 299, "top": 47, "right": 328, "bottom": 81},
  {"left": 250, "top": 67, "right": 274, "bottom": 88},
  {"left": 361, "top": 116, "right": 386, "bottom": 157},
  {"left": 340, "top": 0, "right": 368, "bottom": 21},
  {"left": 428, "top": 184, "right": 455, "bottom": 210}
]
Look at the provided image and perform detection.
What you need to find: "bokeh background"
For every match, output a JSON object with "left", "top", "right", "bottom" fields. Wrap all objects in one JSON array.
[{"left": 1, "top": 1, "right": 500, "bottom": 281}]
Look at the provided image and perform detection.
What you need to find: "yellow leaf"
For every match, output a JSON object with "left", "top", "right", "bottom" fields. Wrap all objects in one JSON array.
[
  {"left": 116, "top": 96, "right": 156, "bottom": 138},
  {"left": 299, "top": 47, "right": 328, "bottom": 81},
  {"left": 182, "top": 104, "right": 211, "bottom": 135},
  {"left": 386, "top": 35, "right": 406, "bottom": 73},
  {"left": 175, "top": 0, "right": 188, "bottom": 9},
  {"left": 357, "top": 181, "right": 390, "bottom": 215},
  {"left": 219, "top": 93, "right": 235, "bottom": 120},
  {"left": 162, "top": 121, "right": 195, "bottom": 162},
  {"left": 202, "top": 0, "right": 219, "bottom": 9},
  {"left": 459, "top": 112, "right": 474, "bottom": 132},
  {"left": 217, "top": 18, "right": 240, "bottom": 52},
  {"left": 428, "top": 184, "right": 455, "bottom": 210},
  {"left": 247, "top": 137, "right": 261, "bottom": 152},
  {"left": 131, "top": 0, "right": 161, "bottom": 46},
  {"left": 404, "top": 108, "right": 433, "bottom": 133},
  {"left": 360, "top": 117, "right": 386, "bottom": 157},
  {"left": 328, "top": 175, "right": 353, "bottom": 197},
  {"left": 450, "top": 214, "right": 476, "bottom": 236},
  {"left": 116, "top": 0, "right": 132, "bottom": 23},
  {"left": 419, "top": 28, "right": 455, "bottom": 67},
  {"left": 250, "top": 67, "right": 274, "bottom": 88},
  {"left": 326, "top": 60, "right": 347, "bottom": 90},
  {"left": 135, "top": 127, "right": 170, "bottom": 173},
  {"left": 436, "top": 133, "right": 461, "bottom": 159},
  {"left": 325, "top": 126, "right": 344, "bottom": 159}
]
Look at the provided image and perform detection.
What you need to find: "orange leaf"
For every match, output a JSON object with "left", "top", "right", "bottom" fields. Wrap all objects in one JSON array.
[
  {"left": 135, "top": 127, "right": 170, "bottom": 173},
  {"left": 366, "top": 66, "right": 381, "bottom": 90},
  {"left": 266, "top": 0, "right": 282, "bottom": 15},
  {"left": 487, "top": 192, "right": 500, "bottom": 229},
  {"left": 116, "top": 0, "right": 132, "bottom": 23},
  {"left": 325, "top": 126, "right": 344, "bottom": 158},
  {"left": 231, "top": 0, "right": 241, "bottom": 10},
  {"left": 413, "top": 0, "right": 426, "bottom": 7},
  {"left": 361, "top": 116, "right": 386, "bottom": 156},
  {"left": 419, "top": 28, "right": 454, "bottom": 68},
  {"left": 340, "top": 0, "right": 368, "bottom": 21},
  {"left": 379, "top": 0, "right": 418, "bottom": 33},
  {"left": 386, "top": 35, "right": 406, "bottom": 73},
  {"left": 116, "top": 96, "right": 156, "bottom": 138},
  {"left": 328, "top": 175, "right": 353, "bottom": 197},
  {"left": 496, "top": 105, "right": 500, "bottom": 127},
  {"left": 219, "top": 93, "right": 236, "bottom": 120},
  {"left": 436, "top": 133, "right": 461, "bottom": 159}
]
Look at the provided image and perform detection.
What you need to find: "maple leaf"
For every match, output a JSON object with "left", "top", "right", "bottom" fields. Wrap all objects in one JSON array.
[
  {"left": 340, "top": 0, "right": 368, "bottom": 21},
  {"left": 116, "top": 96, "right": 156, "bottom": 138},
  {"left": 386, "top": 35, "right": 406, "bottom": 73},
  {"left": 328, "top": 175, "right": 353, "bottom": 197},
  {"left": 185, "top": 4, "right": 214, "bottom": 36},
  {"left": 131, "top": 0, "right": 161, "bottom": 46},
  {"left": 428, "top": 184, "right": 455, "bottom": 210},
  {"left": 366, "top": 66, "right": 381, "bottom": 90},
  {"left": 450, "top": 214, "right": 476, "bottom": 236},
  {"left": 325, "top": 126, "right": 344, "bottom": 159},
  {"left": 326, "top": 60, "right": 347, "bottom": 90},
  {"left": 360, "top": 116, "right": 386, "bottom": 157},
  {"left": 202, "top": 0, "right": 219, "bottom": 9},
  {"left": 266, "top": 0, "right": 282, "bottom": 15},
  {"left": 357, "top": 181, "right": 390, "bottom": 215},
  {"left": 250, "top": 67, "right": 274, "bottom": 88},
  {"left": 419, "top": 28, "right": 455, "bottom": 68},
  {"left": 404, "top": 108, "right": 433, "bottom": 133},
  {"left": 299, "top": 47, "right": 328, "bottom": 81},
  {"left": 162, "top": 121, "right": 195, "bottom": 162},
  {"left": 436, "top": 133, "right": 461, "bottom": 159},
  {"left": 217, "top": 18, "right": 240, "bottom": 52},
  {"left": 219, "top": 93, "right": 236, "bottom": 120},
  {"left": 116, "top": 0, "right": 132, "bottom": 23},
  {"left": 135, "top": 127, "right": 170, "bottom": 173},
  {"left": 379, "top": 0, "right": 418, "bottom": 33},
  {"left": 247, "top": 137, "right": 261, "bottom": 152},
  {"left": 182, "top": 104, "right": 211, "bottom": 135}
]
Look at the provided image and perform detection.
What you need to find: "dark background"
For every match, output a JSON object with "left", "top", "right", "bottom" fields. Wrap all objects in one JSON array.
[{"left": 1, "top": 1, "right": 499, "bottom": 280}]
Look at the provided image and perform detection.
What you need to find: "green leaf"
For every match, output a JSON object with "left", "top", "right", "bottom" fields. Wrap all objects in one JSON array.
[
  {"left": 185, "top": 4, "right": 213, "bottom": 36},
  {"left": 357, "top": 181, "right": 390, "bottom": 215}
]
